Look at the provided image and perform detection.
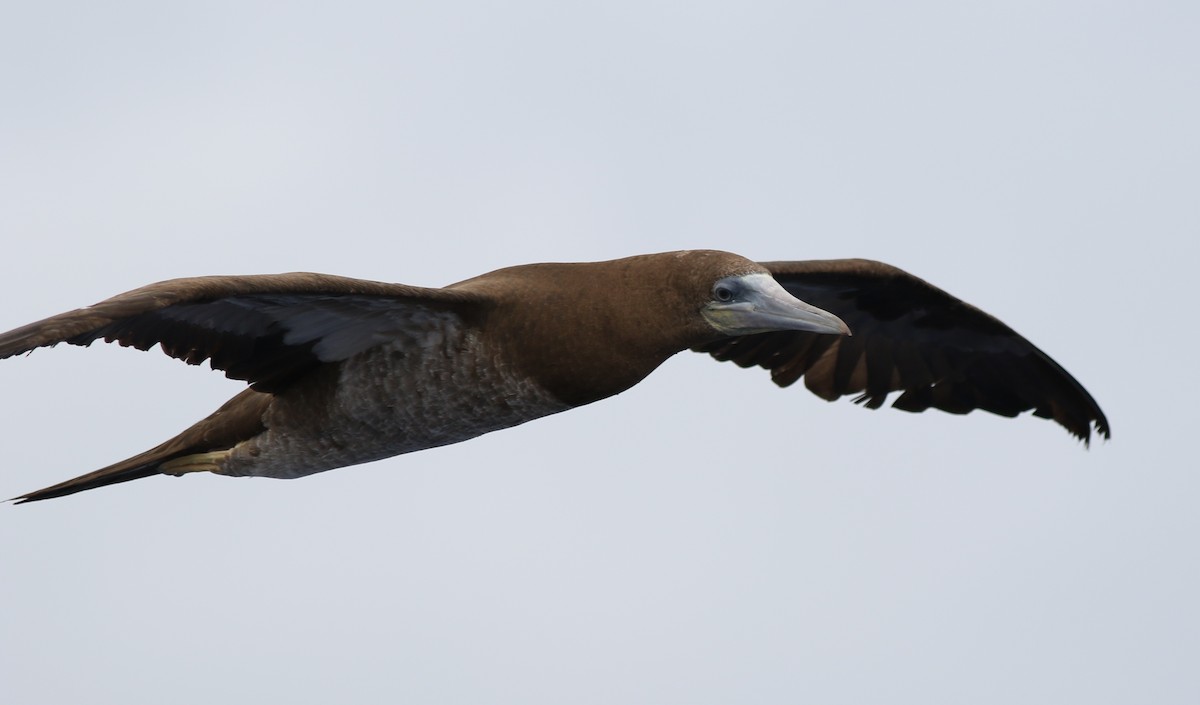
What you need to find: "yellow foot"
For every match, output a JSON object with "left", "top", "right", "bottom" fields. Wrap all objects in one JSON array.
[{"left": 160, "top": 451, "right": 229, "bottom": 476}]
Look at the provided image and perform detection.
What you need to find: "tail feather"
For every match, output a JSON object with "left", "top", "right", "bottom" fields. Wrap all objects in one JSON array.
[
  {"left": 12, "top": 387, "right": 272, "bottom": 504},
  {"left": 14, "top": 450, "right": 175, "bottom": 503}
]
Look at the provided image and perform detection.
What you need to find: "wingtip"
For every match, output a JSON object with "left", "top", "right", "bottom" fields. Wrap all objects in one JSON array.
[{"left": 1077, "top": 419, "right": 1112, "bottom": 449}]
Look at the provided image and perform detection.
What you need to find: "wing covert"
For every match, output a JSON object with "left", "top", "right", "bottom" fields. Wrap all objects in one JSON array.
[{"left": 0, "top": 273, "right": 489, "bottom": 391}]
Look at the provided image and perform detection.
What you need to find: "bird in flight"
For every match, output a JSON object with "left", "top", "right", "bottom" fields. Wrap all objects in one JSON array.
[{"left": 1, "top": 250, "right": 1108, "bottom": 503}]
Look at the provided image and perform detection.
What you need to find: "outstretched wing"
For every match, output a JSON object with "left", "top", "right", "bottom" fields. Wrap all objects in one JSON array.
[
  {"left": 695, "top": 259, "right": 1110, "bottom": 443},
  {"left": 0, "top": 273, "right": 490, "bottom": 392}
]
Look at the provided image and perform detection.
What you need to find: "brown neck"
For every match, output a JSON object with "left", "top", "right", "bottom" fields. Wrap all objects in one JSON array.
[{"left": 453, "top": 256, "right": 720, "bottom": 407}]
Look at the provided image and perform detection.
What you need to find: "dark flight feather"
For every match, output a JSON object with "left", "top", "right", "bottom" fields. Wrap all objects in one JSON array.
[
  {"left": 694, "top": 259, "right": 1109, "bottom": 443},
  {"left": 0, "top": 273, "right": 487, "bottom": 392}
]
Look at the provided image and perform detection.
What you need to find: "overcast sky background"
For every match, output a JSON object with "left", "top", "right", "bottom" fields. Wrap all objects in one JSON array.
[{"left": 1, "top": 2, "right": 1196, "bottom": 703}]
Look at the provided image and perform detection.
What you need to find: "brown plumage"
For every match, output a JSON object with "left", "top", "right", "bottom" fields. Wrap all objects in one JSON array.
[{"left": 1, "top": 250, "right": 1108, "bottom": 503}]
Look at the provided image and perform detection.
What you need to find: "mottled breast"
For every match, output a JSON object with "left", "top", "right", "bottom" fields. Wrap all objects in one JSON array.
[{"left": 220, "top": 317, "right": 568, "bottom": 479}]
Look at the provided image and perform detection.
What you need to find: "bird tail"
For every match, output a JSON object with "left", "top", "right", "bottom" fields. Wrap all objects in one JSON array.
[
  {"left": 13, "top": 447, "right": 186, "bottom": 503},
  {"left": 12, "top": 388, "right": 272, "bottom": 504}
]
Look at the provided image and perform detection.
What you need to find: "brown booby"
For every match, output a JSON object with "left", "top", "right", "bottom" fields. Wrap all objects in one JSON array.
[{"left": 1, "top": 250, "right": 1109, "bottom": 503}]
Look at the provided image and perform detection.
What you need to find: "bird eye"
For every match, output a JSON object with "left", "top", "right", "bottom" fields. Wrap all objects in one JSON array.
[{"left": 713, "top": 285, "right": 735, "bottom": 302}]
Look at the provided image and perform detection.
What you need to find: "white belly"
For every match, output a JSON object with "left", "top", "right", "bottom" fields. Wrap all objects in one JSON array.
[{"left": 219, "top": 329, "right": 568, "bottom": 479}]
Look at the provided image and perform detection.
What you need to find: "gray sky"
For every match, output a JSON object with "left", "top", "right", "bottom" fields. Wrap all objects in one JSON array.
[{"left": 1, "top": 2, "right": 1196, "bottom": 703}]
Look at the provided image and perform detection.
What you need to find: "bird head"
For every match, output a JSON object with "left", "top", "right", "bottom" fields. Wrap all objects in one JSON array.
[{"left": 661, "top": 250, "right": 850, "bottom": 339}]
